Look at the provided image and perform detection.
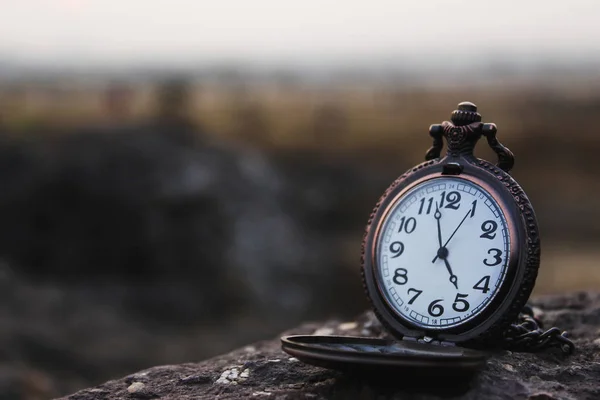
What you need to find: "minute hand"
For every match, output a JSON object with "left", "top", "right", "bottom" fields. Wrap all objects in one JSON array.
[{"left": 432, "top": 205, "right": 474, "bottom": 263}]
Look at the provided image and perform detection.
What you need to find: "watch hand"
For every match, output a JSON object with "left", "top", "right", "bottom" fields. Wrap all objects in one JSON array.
[
  {"left": 432, "top": 202, "right": 475, "bottom": 263},
  {"left": 442, "top": 258, "right": 459, "bottom": 289},
  {"left": 434, "top": 202, "right": 443, "bottom": 248}
]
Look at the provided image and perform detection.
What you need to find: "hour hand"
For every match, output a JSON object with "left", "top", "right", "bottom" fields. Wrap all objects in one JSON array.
[
  {"left": 443, "top": 258, "right": 459, "bottom": 290},
  {"left": 449, "top": 273, "right": 458, "bottom": 290}
]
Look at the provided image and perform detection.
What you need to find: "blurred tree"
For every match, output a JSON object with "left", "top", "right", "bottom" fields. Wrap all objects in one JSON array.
[
  {"left": 153, "top": 77, "right": 194, "bottom": 125},
  {"left": 103, "top": 81, "right": 134, "bottom": 123},
  {"left": 308, "top": 103, "right": 348, "bottom": 148},
  {"left": 228, "top": 82, "right": 271, "bottom": 146},
  {"left": 151, "top": 76, "right": 203, "bottom": 146},
  {"left": 232, "top": 102, "right": 270, "bottom": 146}
]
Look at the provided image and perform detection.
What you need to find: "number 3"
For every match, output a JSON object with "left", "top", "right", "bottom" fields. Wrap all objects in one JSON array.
[{"left": 484, "top": 249, "right": 503, "bottom": 266}]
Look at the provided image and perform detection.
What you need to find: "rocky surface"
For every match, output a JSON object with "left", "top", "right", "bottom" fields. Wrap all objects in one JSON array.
[{"left": 61, "top": 291, "right": 600, "bottom": 400}]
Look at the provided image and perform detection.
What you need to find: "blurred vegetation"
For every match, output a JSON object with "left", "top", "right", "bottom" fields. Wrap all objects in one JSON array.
[
  {"left": 2, "top": 77, "right": 598, "bottom": 151},
  {"left": 2, "top": 76, "right": 600, "bottom": 250}
]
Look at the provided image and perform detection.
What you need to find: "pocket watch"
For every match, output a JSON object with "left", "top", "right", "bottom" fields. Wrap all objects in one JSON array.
[
  {"left": 282, "top": 102, "right": 573, "bottom": 378},
  {"left": 361, "top": 101, "right": 533, "bottom": 346}
]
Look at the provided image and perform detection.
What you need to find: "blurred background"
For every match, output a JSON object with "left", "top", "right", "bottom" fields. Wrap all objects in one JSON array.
[{"left": 1, "top": 0, "right": 600, "bottom": 398}]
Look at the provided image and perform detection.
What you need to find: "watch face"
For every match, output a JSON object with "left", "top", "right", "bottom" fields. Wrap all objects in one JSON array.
[{"left": 375, "top": 176, "right": 511, "bottom": 330}]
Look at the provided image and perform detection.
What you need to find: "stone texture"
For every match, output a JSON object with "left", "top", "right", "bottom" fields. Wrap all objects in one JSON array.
[{"left": 60, "top": 291, "right": 600, "bottom": 400}]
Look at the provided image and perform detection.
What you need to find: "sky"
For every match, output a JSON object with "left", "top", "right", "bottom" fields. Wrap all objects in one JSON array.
[{"left": 1, "top": 0, "right": 599, "bottom": 68}]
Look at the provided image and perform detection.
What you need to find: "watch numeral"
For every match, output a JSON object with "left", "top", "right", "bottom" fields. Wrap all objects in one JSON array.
[
  {"left": 484, "top": 248, "right": 503, "bottom": 266},
  {"left": 470, "top": 200, "right": 477, "bottom": 218},
  {"left": 393, "top": 268, "right": 408, "bottom": 285},
  {"left": 420, "top": 191, "right": 464, "bottom": 215},
  {"left": 452, "top": 293, "right": 470, "bottom": 312},
  {"left": 398, "top": 217, "right": 417, "bottom": 234},
  {"left": 437, "top": 191, "right": 462, "bottom": 210},
  {"left": 407, "top": 288, "right": 423, "bottom": 305},
  {"left": 473, "top": 276, "right": 491, "bottom": 293},
  {"left": 427, "top": 299, "right": 444, "bottom": 317},
  {"left": 442, "top": 191, "right": 461, "bottom": 210},
  {"left": 389, "top": 241, "right": 405, "bottom": 258},
  {"left": 418, "top": 197, "right": 434, "bottom": 215},
  {"left": 480, "top": 220, "right": 498, "bottom": 239}
]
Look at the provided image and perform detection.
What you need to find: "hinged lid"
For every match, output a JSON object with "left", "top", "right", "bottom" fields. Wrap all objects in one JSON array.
[{"left": 281, "top": 335, "right": 488, "bottom": 380}]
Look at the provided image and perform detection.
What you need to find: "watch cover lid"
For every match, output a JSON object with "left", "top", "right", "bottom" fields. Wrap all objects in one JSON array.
[{"left": 281, "top": 335, "right": 488, "bottom": 381}]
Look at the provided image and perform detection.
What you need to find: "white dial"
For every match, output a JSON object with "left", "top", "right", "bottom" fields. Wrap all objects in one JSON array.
[{"left": 376, "top": 177, "right": 510, "bottom": 329}]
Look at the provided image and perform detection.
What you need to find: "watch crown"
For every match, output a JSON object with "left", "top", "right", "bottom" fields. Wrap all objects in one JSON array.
[{"left": 451, "top": 101, "right": 482, "bottom": 126}]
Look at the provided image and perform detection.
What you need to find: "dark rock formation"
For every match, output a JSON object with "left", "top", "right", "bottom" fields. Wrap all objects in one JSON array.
[
  {"left": 0, "top": 124, "right": 380, "bottom": 322},
  {"left": 61, "top": 291, "right": 600, "bottom": 400},
  {"left": 0, "top": 125, "right": 387, "bottom": 398}
]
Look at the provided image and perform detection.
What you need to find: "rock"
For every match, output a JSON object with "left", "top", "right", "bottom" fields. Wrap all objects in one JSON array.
[
  {"left": 338, "top": 322, "right": 358, "bottom": 331},
  {"left": 60, "top": 291, "right": 600, "bottom": 400},
  {"left": 126, "top": 382, "right": 145, "bottom": 393},
  {"left": 0, "top": 125, "right": 375, "bottom": 396},
  {"left": 0, "top": 126, "right": 373, "bottom": 322}
]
